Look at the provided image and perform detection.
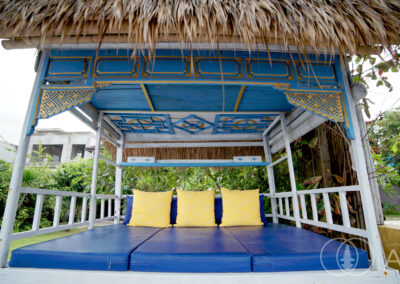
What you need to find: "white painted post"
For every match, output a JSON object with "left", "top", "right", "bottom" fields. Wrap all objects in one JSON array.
[
  {"left": 310, "top": 194, "right": 318, "bottom": 221},
  {"left": 339, "top": 192, "right": 351, "bottom": 228},
  {"left": 262, "top": 134, "right": 278, "bottom": 223},
  {"left": 88, "top": 113, "right": 103, "bottom": 229},
  {"left": 32, "top": 194, "right": 44, "bottom": 231},
  {"left": 108, "top": 199, "right": 112, "bottom": 218},
  {"left": 285, "top": 197, "right": 290, "bottom": 217},
  {"left": 0, "top": 52, "right": 47, "bottom": 267},
  {"left": 279, "top": 198, "right": 283, "bottom": 215},
  {"left": 322, "top": 193, "right": 333, "bottom": 225},
  {"left": 68, "top": 196, "right": 77, "bottom": 225},
  {"left": 280, "top": 114, "right": 301, "bottom": 227},
  {"left": 340, "top": 60, "right": 386, "bottom": 270},
  {"left": 81, "top": 197, "right": 88, "bottom": 223},
  {"left": 53, "top": 196, "right": 62, "bottom": 227},
  {"left": 300, "top": 194, "right": 307, "bottom": 219},
  {"left": 114, "top": 134, "right": 124, "bottom": 224},
  {"left": 100, "top": 199, "right": 105, "bottom": 220}
]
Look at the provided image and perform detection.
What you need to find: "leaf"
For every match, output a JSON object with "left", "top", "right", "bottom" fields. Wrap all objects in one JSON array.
[
  {"left": 308, "top": 137, "right": 318, "bottom": 148},
  {"left": 332, "top": 174, "right": 344, "bottom": 184},
  {"left": 303, "top": 176, "right": 322, "bottom": 185}
]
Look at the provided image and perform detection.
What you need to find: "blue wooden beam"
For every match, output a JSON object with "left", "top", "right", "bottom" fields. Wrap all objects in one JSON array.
[{"left": 119, "top": 162, "right": 270, "bottom": 167}]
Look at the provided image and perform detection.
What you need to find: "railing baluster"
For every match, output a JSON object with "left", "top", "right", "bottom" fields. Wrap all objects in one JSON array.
[
  {"left": 100, "top": 199, "right": 105, "bottom": 219},
  {"left": 108, "top": 199, "right": 112, "bottom": 218},
  {"left": 68, "top": 196, "right": 77, "bottom": 225},
  {"left": 279, "top": 198, "right": 283, "bottom": 215},
  {"left": 339, "top": 192, "right": 351, "bottom": 228},
  {"left": 300, "top": 194, "right": 307, "bottom": 219},
  {"left": 81, "top": 197, "right": 87, "bottom": 223},
  {"left": 311, "top": 194, "right": 318, "bottom": 221},
  {"left": 53, "top": 196, "right": 62, "bottom": 227},
  {"left": 323, "top": 193, "right": 333, "bottom": 224},
  {"left": 285, "top": 197, "right": 290, "bottom": 216},
  {"left": 32, "top": 194, "right": 44, "bottom": 231}
]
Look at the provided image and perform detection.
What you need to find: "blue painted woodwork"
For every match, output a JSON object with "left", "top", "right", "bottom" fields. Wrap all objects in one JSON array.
[
  {"left": 29, "top": 48, "right": 355, "bottom": 139},
  {"left": 213, "top": 114, "right": 277, "bottom": 134},
  {"left": 119, "top": 162, "right": 271, "bottom": 167},
  {"left": 91, "top": 85, "right": 151, "bottom": 111},
  {"left": 145, "top": 84, "right": 239, "bottom": 112},
  {"left": 237, "top": 85, "right": 293, "bottom": 112},
  {"left": 173, "top": 114, "right": 214, "bottom": 134},
  {"left": 94, "top": 56, "right": 139, "bottom": 77},
  {"left": 107, "top": 113, "right": 173, "bottom": 134}
]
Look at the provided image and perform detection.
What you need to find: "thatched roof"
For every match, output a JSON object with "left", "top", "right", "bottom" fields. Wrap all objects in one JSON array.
[{"left": 1, "top": 0, "right": 400, "bottom": 54}]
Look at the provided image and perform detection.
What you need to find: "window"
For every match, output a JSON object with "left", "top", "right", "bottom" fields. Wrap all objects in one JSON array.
[
  {"left": 71, "top": 144, "right": 86, "bottom": 159},
  {"left": 31, "top": 144, "right": 63, "bottom": 163}
]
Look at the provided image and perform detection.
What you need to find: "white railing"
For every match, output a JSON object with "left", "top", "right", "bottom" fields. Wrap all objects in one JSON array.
[
  {"left": 11, "top": 187, "right": 121, "bottom": 240},
  {"left": 264, "top": 185, "right": 368, "bottom": 238}
]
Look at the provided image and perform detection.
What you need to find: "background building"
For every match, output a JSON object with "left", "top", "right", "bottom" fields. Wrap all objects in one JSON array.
[{"left": 27, "top": 128, "right": 95, "bottom": 168}]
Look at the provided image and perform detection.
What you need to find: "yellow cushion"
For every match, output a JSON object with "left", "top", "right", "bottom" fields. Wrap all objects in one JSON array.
[
  {"left": 128, "top": 189, "right": 173, "bottom": 228},
  {"left": 220, "top": 187, "right": 263, "bottom": 227},
  {"left": 175, "top": 189, "right": 217, "bottom": 227}
]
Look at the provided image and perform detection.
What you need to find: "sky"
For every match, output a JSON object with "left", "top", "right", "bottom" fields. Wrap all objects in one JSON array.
[{"left": 0, "top": 47, "right": 399, "bottom": 145}]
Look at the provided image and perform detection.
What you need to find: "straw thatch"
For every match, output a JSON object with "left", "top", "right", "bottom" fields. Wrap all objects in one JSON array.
[
  {"left": 104, "top": 141, "right": 264, "bottom": 162},
  {"left": 1, "top": 0, "right": 400, "bottom": 54}
]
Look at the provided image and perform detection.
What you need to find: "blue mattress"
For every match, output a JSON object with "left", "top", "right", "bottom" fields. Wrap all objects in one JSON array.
[
  {"left": 9, "top": 224, "right": 161, "bottom": 271},
  {"left": 129, "top": 227, "right": 252, "bottom": 272},
  {"left": 226, "top": 224, "right": 370, "bottom": 272}
]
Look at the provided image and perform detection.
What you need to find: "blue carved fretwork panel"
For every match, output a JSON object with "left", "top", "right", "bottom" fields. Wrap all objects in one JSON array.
[
  {"left": 213, "top": 114, "right": 278, "bottom": 134},
  {"left": 107, "top": 114, "right": 174, "bottom": 134},
  {"left": 173, "top": 114, "right": 214, "bottom": 134}
]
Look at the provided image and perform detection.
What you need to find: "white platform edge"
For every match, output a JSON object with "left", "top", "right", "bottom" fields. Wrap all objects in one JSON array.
[{"left": 0, "top": 267, "right": 399, "bottom": 284}]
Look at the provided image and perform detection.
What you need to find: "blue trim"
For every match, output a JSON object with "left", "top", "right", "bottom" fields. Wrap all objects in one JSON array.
[
  {"left": 173, "top": 114, "right": 214, "bottom": 134},
  {"left": 107, "top": 113, "right": 174, "bottom": 134},
  {"left": 27, "top": 51, "right": 51, "bottom": 136},
  {"left": 334, "top": 56, "right": 355, "bottom": 140},
  {"left": 213, "top": 114, "right": 278, "bottom": 134},
  {"left": 119, "top": 162, "right": 270, "bottom": 167}
]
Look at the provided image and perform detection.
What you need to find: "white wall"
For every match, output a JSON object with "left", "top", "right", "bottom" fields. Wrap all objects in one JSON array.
[{"left": 0, "top": 140, "right": 17, "bottom": 163}]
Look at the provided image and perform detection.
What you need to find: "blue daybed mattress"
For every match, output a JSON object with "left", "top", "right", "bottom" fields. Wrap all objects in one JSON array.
[
  {"left": 9, "top": 224, "right": 370, "bottom": 272},
  {"left": 226, "top": 224, "right": 370, "bottom": 272},
  {"left": 129, "top": 227, "right": 252, "bottom": 272},
  {"left": 9, "top": 224, "right": 161, "bottom": 271}
]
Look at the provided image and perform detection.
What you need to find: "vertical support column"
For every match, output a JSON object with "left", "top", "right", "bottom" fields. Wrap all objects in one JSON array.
[
  {"left": 81, "top": 197, "right": 88, "bottom": 223},
  {"left": 340, "top": 60, "right": 386, "bottom": 270},
  {"left": 280, "top": 113, "right": 301, "bottom": 228},
  {"left": 352, "top": 84, "right": 384, "bottom": 225},
  {"left": 0, "top": 51, "right": 47, "bottom": 267},
  {"left": 88, "top": 113, "right": 103, "bottom": 229},
  {"left": 32, "top": 194, "right": 44, "bottom": 231},
  {"left": 68, "top": 196, "right": 77, "bottom": 225},
  {"left": 262, "top": 133, "right": 278, "bottom": 223},
  {"left": 114, "top": 134, "right": 124, "bottom": 224}
]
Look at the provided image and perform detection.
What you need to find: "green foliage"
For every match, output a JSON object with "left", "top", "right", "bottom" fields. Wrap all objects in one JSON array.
[{"left": 369, "top": 107, "right": 400, "bottom": 171}]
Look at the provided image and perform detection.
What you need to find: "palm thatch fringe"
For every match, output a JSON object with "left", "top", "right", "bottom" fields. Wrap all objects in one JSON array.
[{"left": 1, "top": 0, "right": 400, "bottom": 55}]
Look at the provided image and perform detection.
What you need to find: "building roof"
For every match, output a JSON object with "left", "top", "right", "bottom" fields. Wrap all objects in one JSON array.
[{"left": 1, "top": 0, "right": 400, "bottom": 54}]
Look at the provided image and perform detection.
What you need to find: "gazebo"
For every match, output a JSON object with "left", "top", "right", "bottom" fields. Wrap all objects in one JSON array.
[{"left": 0, "top": 1, "right": 400, "bottom": 283}]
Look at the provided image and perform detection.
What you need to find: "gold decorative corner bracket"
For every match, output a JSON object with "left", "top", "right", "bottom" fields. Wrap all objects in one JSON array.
[
  {"left": 37, "top": 88, "right": 95, "bottom": 120},
  {"left": 285, "top": 91, "right": 345, "bottom": 122}
]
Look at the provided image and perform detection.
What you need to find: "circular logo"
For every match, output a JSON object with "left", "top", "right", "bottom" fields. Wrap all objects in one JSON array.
[{"left": 319, "top": 237, "right": 372, "bottom": 276}]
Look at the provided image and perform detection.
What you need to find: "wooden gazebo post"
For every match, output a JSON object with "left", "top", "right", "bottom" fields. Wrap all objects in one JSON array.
[
  {"left": 0, "top": 52, "right": 47, "bottom": 267},
  {"left": 340, "top": 60, "right": 386, "bottom": 270}
]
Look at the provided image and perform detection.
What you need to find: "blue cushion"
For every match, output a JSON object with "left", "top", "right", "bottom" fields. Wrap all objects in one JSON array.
[
  {"left": 124, "top": 194, "right": 267, "bottom": 225},
  {"left": 9, "top": 224, "right": 161, "bottom": 271},
  {"left": 226, "top": 224, "right": 370, "bottom": 272},
  {"left": 129, "top": 227, "right": 252, "bottom": 272}
]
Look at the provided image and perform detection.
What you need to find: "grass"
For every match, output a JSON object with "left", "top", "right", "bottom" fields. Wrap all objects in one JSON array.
[{"left": 8, "top": 227, "right": 87, "bottom": 260}]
